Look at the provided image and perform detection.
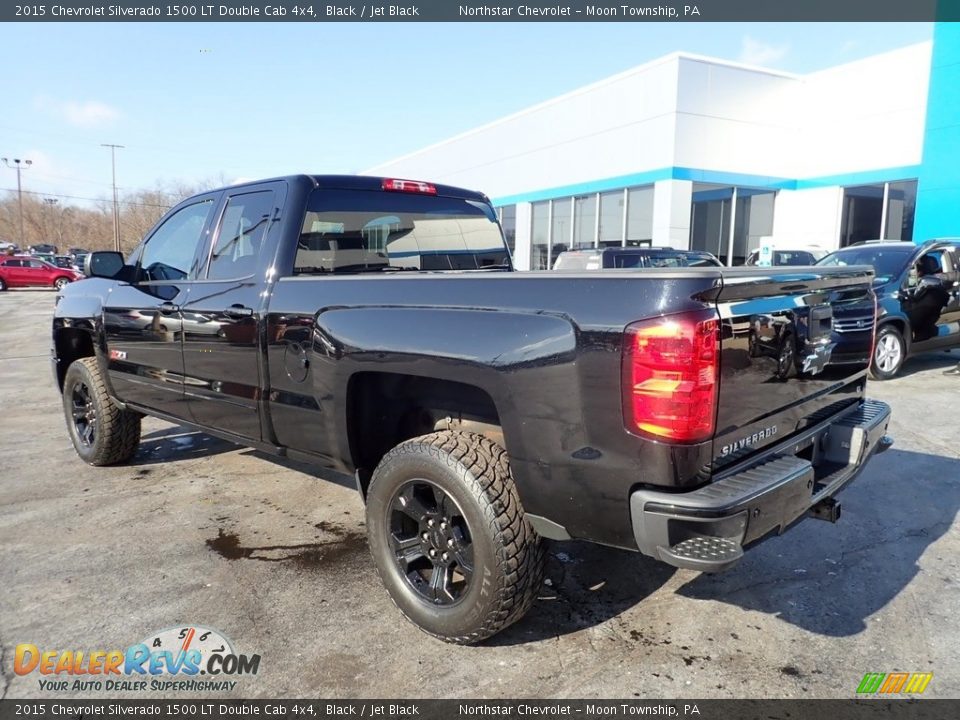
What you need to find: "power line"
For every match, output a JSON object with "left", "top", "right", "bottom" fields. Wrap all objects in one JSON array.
[{"left": 0, "top": 186, "right": 174, "bottom": 209}]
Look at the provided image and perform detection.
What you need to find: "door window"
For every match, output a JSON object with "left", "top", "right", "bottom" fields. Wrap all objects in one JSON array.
[
  {"left": 207, "top": 191, "right": 274, "bottom": 280},
  {"left": 138, "top": 200, "right": 215, "bottom": 282}
]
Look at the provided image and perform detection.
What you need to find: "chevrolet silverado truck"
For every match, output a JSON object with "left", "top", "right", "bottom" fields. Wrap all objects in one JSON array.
[{"left": 52, "top": 174, "right": 892, "bottom": 644}]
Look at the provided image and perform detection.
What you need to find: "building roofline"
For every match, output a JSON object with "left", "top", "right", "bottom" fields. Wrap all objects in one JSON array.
[
  {"left": 362, "top": 50, "right": 804, "bottom": 174},
  {"left": 363, "top": 40, "right": 931, "bottom": 176}
]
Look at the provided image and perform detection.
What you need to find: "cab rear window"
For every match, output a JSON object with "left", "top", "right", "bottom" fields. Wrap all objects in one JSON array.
[{"left": 295, "top": 190, "right": 509, "bottom": 274}]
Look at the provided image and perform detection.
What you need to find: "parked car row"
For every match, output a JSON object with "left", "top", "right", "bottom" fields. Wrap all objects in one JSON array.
[{"left": 6, "top": 225, "right": 957, "bottom": 381}]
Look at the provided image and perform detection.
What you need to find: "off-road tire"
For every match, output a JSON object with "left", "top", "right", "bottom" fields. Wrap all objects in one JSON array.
[
  {"left": 870, "top": 324, "right": 906, "bottom": 380},
  {"left": 63, "top": 357, "right": 141, "bottom": 465},
  {"left": 365, "top": 431, "right": 545, "bottom": 644}
]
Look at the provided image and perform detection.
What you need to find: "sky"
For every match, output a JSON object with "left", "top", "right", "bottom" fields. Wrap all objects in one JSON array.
[{"left": 0, "top": 22, "right": 933, "bottom": 207}]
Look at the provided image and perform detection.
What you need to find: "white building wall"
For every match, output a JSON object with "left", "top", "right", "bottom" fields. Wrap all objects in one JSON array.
[
  {"left": 796, "top": 42, "right": 932, "bottom": 177},
  {"left": 673, "top": 58, "right": 800, "bottom": 177}
]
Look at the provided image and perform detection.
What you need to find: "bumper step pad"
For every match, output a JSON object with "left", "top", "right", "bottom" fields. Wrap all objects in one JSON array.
[{"left": 659, "top": 535, "right": 744, "bottom": 571}]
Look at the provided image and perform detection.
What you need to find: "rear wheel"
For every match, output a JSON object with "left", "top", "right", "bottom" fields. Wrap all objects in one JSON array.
[
  {"left": 870, "top": 325, "right": 906, "bottom": 380},
  {"left": 365, "top": 431, "right": 545, "bottom": 644},
  {"left": 0, "top": 276, "right": 6, "bottom": 291},
  {"left": 54, "top": 276, "right": 71, "bottom": 291},
  {"left": 62, "top": 357, "right": 141, "bottom": 465}
]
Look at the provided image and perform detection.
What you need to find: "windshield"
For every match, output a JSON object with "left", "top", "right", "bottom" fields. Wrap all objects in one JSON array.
[
  {"left": 816, "top": 246, "right": 914, "bottom": 283},
  {"left": 295, "top": 189, "right": 509, "bottom": 273}
]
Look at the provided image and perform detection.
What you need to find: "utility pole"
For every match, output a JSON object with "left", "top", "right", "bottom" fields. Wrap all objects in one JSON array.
[
  {"left": 101, "top": 144, "right": 124, "bottom": 252},
  {"left": 2, "top": 157, "right": 33, "bottom": 248}
]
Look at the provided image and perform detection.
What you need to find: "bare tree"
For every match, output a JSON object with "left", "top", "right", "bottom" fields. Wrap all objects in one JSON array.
[{"left": 0, "top": 177, "right": 222, "bottom": 254}]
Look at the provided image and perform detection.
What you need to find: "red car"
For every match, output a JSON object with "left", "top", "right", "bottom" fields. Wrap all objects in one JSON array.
[{"left": 0, "top": 255, "right": 83, "bottom": 291}]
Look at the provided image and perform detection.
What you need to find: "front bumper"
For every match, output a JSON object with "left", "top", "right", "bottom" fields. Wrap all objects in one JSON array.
[{"left": 630, "top": 399, "right": 892, "bottom": 572}]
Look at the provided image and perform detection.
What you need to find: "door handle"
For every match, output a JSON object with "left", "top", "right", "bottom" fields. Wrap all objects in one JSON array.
[
  {"left": 158, "top": 302, "right": 179, "bottom": 315},
  {"left": 224, "top": 304, "right": 254, "bottom": 319}
]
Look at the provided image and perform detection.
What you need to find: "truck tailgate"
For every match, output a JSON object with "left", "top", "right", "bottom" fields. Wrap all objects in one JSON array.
[{"left": 709, "top": 266, "right": 876, "bottom": 473}]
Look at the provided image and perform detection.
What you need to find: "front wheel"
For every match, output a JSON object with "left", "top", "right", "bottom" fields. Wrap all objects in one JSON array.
[
  {"left": 365, "top": 431, "right": 545, "bottom": 644},
  {"left": 0, "top": 276, "right": 6, "bottom": 291},
  {"left": 54, "top": 277, "right": 71, "bottom": 291},
  {"left": 870, "top": 325, "right": 906, "bottom": 380},
  {"left": 62, "top": 357, "right": 141, "bottom": 465}
]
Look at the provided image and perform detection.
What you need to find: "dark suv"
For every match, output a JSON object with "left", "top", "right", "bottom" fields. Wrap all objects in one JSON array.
[
  {"left": 553, "top": 246, "right": 722, "bottom": 270},
  {"left": 817, "top": 239, "right": 960, "bottom": 379}
]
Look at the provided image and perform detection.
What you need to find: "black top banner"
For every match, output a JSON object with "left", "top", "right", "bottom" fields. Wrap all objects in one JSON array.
[
  {"left": 4, "top": 0, "right": 959, "bottom": 22},
  {"left": 0, "top": 700, "right": 958, "bottom": 720}
]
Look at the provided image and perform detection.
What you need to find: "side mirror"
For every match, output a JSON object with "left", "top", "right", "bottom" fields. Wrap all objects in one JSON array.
[{"left": 84, "top": 251, "right": 125, "bottom": 279}]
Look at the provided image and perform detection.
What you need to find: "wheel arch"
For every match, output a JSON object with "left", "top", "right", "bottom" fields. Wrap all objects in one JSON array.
[
  {"left": 878, "top": 316, "right": 910, "bottom": 352},
  {"left": 346, "top": 372, "right": 506, "bottom": 498},
  {"left": 53, "top": 323, "right": 99, "bottom": 391}
]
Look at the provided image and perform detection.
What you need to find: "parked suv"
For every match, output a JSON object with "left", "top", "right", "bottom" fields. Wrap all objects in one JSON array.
[
  {"left": 816, "top": 239, "right": 960, "bottom": 379},
  {"left": 553, "top": 246, "right": 722, "bottom": 270},
  {"left": 744, "top": 247, "right": 827, "bottom": 266},
  {"left": 0, "top": 255, "right": 83, "bottom": 291}
]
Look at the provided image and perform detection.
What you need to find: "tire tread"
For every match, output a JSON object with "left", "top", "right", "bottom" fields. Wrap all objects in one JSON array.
[{"left": 368, "top": 430, "right": 545, "bottom": 645}]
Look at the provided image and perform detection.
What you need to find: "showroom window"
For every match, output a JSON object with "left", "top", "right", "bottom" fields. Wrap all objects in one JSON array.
[
  {"left": 525, "top": 184, "right": 656, "bottom": 269},
  {"left": 840, "top": 179, "right": 917, "bottom": 247},
  {"left": 598, "top": 190, "right": 624, "bottom": 246},
  {"left": 497, "top": 204, "right": 517, "bottom": 255},
  {"left": 573, "top": 195, "right": 597, "bottom": 249},
  {"left": 551, "top": 197, "right": 572, "bottom": 262},
  {"left": 690, "top": 185, "right": 775, "bottom": 265},
  {"left": 531, "top": 201, "right": 550, "bottom": 270},
  {"left": 626, "top": 186, "right": 654, "bottom": 246}
]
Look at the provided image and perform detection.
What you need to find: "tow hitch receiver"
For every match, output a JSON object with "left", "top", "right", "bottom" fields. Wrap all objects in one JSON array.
[{"left": 809, "top": 497, "right": 842, "bottom": 523}]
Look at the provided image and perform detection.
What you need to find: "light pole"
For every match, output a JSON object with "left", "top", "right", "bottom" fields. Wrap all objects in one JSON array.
[
  {"left": 101, "top": 143, "right": 124, "bottom": 252},
  {"left": 43, "top": 197, "right": 61, "bottom": 249},
  {"left": 2, "top": 157, "right": 33, "bottom": 247}
]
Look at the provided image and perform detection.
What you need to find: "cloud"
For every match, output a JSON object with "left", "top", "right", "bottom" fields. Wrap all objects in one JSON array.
[
  {"left": 838, "top": 39, "right": 860, "bottom": 56},
  {"left": 737, "top": 36, "right": 790, "bottom": 67},
  {"left": 34, "top": 96, "right": 120, "bottom": 128},
  {"left": 63, "top": 100, "right": 120, "bottom": 127}
]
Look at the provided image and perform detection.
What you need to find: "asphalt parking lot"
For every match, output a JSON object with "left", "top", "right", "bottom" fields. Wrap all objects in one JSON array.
[{"left": 1, "top": 289, "right": 959, "bottom": 700}]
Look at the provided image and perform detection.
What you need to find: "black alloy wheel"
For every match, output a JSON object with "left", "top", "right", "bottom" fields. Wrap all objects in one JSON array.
[
  {"left": 365, "top": 431, "right": 545, "bottom": 644},
  {"left": 388, "top": 479, "right": 474, "bottom": 605},
  {"left": 71, "top": 379, "right": 97, "bottom": 448}
]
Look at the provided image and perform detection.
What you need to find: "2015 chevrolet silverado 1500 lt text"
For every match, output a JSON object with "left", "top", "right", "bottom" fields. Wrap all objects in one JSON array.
[{"left": 52, "top": 175, "right": 892, "bottom": 643}]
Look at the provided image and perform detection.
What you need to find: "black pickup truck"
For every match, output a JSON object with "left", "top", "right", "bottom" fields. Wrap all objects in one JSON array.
[{"left": 52, "top": 175, "right": 892, "bottom": 644}]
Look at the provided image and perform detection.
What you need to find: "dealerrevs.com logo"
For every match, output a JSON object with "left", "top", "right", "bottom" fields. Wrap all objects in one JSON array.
[{"left": 15, "top": 625, "right": 261, "bottom": 693}]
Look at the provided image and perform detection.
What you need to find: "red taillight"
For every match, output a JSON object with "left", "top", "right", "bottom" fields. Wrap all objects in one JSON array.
[
  {"left": 382, "top": 178, "right": 437, "bottom": 195},
  {"left": 622, "top": 310, "right": 720, "bottom": 443}
]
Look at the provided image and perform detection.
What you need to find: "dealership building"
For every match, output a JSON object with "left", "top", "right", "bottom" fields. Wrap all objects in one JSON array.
[{"left": 366, "top": 23, "right": 959, "bottom": 270}]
